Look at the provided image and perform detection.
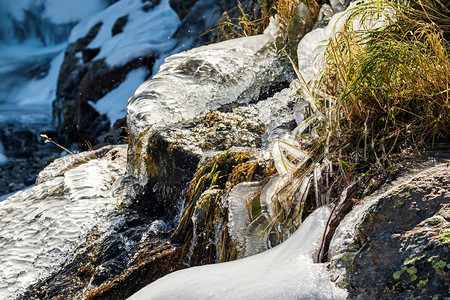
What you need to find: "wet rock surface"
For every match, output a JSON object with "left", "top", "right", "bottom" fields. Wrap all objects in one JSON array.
[{"left": 329, "top": 163, "right": 450, "bottom": 299}]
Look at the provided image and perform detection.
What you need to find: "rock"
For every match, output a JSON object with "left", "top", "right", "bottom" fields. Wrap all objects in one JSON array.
[
  {"left": 22, "top": 213, "right": 183, "bottom": 300},
  {"left": 170, "top": 148, "right": 273, "bottom": 263},
  {"left": 329, "top": 163, "right": 450, "bottom": 299},
  {"left": 169, "top": 0, "right": 199, "bottom": 20},
  {"left": 0, "top": 124, "right": 61, "bottom": 196},
  {"left": 53, "top": 0, "right": 174, "bottom": 146}
]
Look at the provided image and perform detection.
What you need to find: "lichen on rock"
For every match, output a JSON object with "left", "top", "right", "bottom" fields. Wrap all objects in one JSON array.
[{"left": 329, "top": 164, "right": 450, "bottom": 299}]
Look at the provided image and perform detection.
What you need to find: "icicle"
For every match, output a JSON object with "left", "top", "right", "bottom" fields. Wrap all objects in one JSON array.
[
  {"left": 313, "top": 163, "right": 322, "bottom": 207},
  {"left": 272, "top": 140, "right": 310, "bottom": 175}
]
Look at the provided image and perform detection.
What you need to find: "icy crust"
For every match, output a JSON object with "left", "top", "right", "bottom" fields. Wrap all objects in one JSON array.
[
  {"left": 69, "top": 0, "right": 180, "bottom": 67},
  {"left": 297, "top": 1, "right": 394, "bottom": 85},
  {"left": 226, "top": 182, "right": 263, "bottom": 257},
  {"left": 128, "top": 206, "right": 347, "bottom": 300},
  {"left": 127, "top": 19, "right": 285, "bottom": 179},
  {"left": 297, "top": 8, "right": 349, "bottom": 84},
  {"left": 0, "top": 146, "right": 126, "bottom": 299}
]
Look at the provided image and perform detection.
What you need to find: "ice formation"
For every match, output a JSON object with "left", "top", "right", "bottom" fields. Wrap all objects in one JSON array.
[
  {"left": 0, "top": 146, "right": 126, "bottom": 298},
  {"left": 128, "top": 206, "right": 347, "bottom": 300},
  {"left": 226, "top": 182, "right": 264, "bottom": 257},
  {"left": 127, "top": 18, "right": 286, "bottom": 180}
]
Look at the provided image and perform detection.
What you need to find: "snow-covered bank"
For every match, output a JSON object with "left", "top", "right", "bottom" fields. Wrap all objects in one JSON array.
[{"left": 129, "top": 206, "right": 347, "bottom": 300}]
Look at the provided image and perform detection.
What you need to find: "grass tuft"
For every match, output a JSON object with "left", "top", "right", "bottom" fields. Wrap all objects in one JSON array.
[{"left": 318, "top": 0, "right": 450, "bottom": 167}]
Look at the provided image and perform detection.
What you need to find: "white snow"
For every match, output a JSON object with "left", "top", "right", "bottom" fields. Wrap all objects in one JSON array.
[
  {"left": 128, "top": 206, "right": 347, "bottom": 300},
  {"left": 69, "top": 0, "right": 180, "bottom": 67},
  {"left": 91, "top": 67, "right": 149, "bottom": 126}
]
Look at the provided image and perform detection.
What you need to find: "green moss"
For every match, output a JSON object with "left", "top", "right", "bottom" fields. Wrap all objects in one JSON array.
[
  {"left": 416, "top": 279, "right": 428, "bottom": 288},
  {"left": 393, "top": 267, "right": 406, "bottom": 280},
  {"left": 341, "top": 252, "right": 356, "bottom": 262},
  {"left": 405, "top": 255, "right": 425, "bottom": 266},
  {"left": 406, "top": 266, "right": 417, "bottom": 281},
  {"left": 428, "top": 256, "right": 447, "bottom": 270},
  {"left": 439, "top": 224, "right": 450, "bottom": 243},
  {"left": 428, "top": 217, "right": 442, "bottom": 226},
  {"left": 366, "top": 212, "right": 374, "bottom": 221}
]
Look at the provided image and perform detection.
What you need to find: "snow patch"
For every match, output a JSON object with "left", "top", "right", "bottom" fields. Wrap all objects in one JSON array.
[
  {"left": 128, "top": 206, "right": 347, "bottom": 299},
  {"left": 91, "top": 67, "right": 149, "bottom": 126},
  {"left": 69, "top": 0, "right": 179, "bottom": 67}
]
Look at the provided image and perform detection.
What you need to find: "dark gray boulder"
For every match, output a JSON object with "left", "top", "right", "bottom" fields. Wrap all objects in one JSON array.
[{"left": 329, "top": 164, "right": 450, "bottom": 299}]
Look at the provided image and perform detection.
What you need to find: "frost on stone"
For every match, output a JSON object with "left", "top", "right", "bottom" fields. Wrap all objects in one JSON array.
[
  {"left": 0, "top": 146, "right": 126, "bottom": 298},
  {"left": 128, "top": 206, "right": 347, "bottom": 300}
]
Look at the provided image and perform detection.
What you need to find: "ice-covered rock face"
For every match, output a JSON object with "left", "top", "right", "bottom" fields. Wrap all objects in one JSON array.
[
  {"left": 0, "top": 146, "right": 126, "bottom": 299},
  {"left": 127, "top": 18, "right": 288, "bottom": 182}
]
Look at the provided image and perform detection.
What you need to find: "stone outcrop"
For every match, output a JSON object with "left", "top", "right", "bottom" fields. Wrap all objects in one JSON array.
[
  {"left": 329, "top": 163, "right": 450, "bottom": 299},
  {"left": 53, "top": 17, "right": 155, "bottom": 145}
]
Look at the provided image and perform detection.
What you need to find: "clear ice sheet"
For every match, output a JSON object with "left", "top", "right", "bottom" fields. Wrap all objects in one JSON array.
[
  {"left": 0, "top": 147, "right": 126, "bottom": 298},
  {"left": 127, "top": 19, "right": 284, "bottom": 179},
  {"left": 128, "top": 206, "right": 347, "bottom": 300},
  {"left": 128, "top": 18, "right": 281, "bottom": 133},
  {"left": 226, "top": 182, "right": 263, "bottom": 257}
]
